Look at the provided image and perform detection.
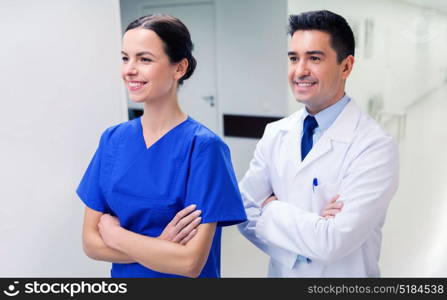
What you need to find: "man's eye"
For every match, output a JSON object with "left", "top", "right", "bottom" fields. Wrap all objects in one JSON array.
[
  {"left": 310, "top": 56, "right": 321, "bottom": 61},
  {"left": 289, "top": 56, "right": 297, "bottom": 62},
  {"left": 121, "top": 57, "right": 128, "bottom": 62}
]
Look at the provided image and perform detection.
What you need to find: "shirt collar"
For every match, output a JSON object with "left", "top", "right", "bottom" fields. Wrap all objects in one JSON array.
[{"left": 302, "top": 93, "right": 351, "bottom": 132}]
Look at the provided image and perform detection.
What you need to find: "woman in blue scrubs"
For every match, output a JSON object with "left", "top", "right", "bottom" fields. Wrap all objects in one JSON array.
[{"left": 77, "top": 14, "right": 247, "bottom": 278}]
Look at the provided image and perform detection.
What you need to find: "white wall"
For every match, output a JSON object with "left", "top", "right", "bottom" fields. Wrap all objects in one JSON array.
[{"left": 0, "top": 0, "right": 126, "bottom": 276}]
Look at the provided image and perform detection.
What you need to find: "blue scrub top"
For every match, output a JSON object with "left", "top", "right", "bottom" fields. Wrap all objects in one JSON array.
[{"left": 77, "top": 116, "right": 247, "bottom": 278}]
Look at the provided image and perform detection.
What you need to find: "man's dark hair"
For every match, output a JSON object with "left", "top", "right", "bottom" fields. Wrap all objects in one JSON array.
[{"left": 288, "top": 10, "right": 355, "bottom": 63}]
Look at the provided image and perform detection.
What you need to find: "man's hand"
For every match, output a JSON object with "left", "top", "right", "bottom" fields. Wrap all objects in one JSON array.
[
  {"left": 321, "top": 195, "right": 343, "bottom": 219},
  {"left": 262, "top": 194, "right": 278, "bottom": 209},
  {"left": 262, "top": 194, "right": 343, "bottom": 218},
  {"left": 158, "top": 204, "right": 202, "bottom": 245}
]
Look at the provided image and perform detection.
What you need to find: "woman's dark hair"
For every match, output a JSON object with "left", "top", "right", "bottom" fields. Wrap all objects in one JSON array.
[
  {"left": 288, "top": 10, "right": 355, "bottom": 63},
  {"left": 125, "top": 14, "right": 197, "bottom": 85}
]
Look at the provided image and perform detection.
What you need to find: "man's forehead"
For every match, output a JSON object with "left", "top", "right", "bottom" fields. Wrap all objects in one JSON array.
[
  {"left": 288, "top": 30, "right": 332, "bottom": 52},
  {"left": 291, "top": 29, "right": 331, "bottom": 39}
]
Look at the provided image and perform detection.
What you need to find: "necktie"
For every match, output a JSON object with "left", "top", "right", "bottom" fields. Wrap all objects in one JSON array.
[{"left": 301, "top": 115, "right": 318, "bottom": 161}]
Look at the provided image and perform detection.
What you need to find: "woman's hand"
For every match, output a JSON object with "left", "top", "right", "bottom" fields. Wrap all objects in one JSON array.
[
  {"left": 98, "top": 214, "right": 122, "bottom": 249},
  {"left": 159, "top": 204, "right": 202, "bottom": 245}
]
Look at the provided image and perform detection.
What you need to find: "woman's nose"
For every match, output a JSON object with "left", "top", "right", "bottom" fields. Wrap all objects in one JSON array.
[{"left": 123, "top": 61, "right": 138, "bottom": 76}]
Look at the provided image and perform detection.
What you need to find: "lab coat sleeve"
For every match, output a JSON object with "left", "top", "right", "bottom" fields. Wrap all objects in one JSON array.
[
  {"left": 238, "top": 124, "right": 298, "bottom": 269},
  {"left": 255, "top": 134, "right": 399, "bottom": 264}
]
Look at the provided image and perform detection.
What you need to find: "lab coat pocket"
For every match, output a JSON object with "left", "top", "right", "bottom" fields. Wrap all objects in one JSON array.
[{"left": 311, "top": 182, "right": 341, "bottom": 216}]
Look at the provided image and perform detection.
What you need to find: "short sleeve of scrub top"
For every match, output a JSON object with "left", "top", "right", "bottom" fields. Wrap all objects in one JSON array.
[
  {"left": 76, "top": 127, "right": 116, "bottom": 214},
  {"left": 184, "top": 136, "right": 246, "bottom": 226}
]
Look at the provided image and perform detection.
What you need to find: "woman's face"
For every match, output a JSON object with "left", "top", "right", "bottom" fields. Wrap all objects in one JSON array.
[{"left": 121, "top": 28, "right": 179, "bottom": 103}]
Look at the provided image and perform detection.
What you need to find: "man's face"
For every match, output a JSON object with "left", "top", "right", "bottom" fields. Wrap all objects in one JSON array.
[{"left": 287, "top": 30, "right": 354, "bottom": 115}]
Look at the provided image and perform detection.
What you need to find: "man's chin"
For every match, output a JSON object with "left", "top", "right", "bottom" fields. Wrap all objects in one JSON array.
[{"left": 295, "top": 95, "right": 314, "bottom": 105}]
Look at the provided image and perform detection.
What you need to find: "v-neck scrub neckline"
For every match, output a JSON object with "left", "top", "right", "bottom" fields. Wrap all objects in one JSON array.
[{"left": 138, "top": 116, "right": 192, "bottom": 150}]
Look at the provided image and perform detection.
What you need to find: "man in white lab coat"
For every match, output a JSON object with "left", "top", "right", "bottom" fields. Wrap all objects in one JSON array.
[{"left": 238, "top": 10, "right": 399, "bottom": 277}]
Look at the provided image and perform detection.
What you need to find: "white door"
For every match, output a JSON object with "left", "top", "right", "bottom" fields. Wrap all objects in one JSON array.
[{"left": 139, "top": 1, "right": 218, "bottom": 133}]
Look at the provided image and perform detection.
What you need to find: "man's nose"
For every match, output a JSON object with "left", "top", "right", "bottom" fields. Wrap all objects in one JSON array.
[{"left": 294, "top": 60, "right": 310, "bottom": 78}]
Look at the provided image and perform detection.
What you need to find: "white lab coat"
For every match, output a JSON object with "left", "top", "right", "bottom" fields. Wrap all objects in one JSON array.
[{"left": 238, "top": 100, "right": 399, "bottom": 277}]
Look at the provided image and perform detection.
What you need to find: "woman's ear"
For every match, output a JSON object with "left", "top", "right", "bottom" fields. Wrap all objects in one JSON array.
[{"left": 174, "top": 58, "right": 189, "bottom": 81}]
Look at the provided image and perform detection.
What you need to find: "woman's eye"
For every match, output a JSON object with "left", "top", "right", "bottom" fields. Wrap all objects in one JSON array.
[{"left": 141, "top": 57, "right": 152, "bottom": 63}]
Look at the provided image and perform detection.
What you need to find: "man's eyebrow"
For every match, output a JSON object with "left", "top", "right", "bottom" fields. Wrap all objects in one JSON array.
[
  {"left": 287, "top": 50, "right": 326, "bottom": 56},
  {"left": 306, "top": 50, "right": 326, "bottom": 56},
  {"left": 121, "top": 51, "right": 156, "bottom": 57}
]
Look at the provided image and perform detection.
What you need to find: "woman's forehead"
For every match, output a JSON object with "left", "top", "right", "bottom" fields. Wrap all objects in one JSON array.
[{"left": 122, "top": 28, "right": 164, "bottom": 53}]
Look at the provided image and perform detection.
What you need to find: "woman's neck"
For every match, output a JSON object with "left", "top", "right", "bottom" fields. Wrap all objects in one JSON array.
[{"left": 140, "top": 95, "right": 187, "bottom": 134}]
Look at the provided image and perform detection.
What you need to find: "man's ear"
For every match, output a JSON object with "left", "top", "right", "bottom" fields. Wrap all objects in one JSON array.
[
  {"left": 341, "top": 55, "right": 355, "bottom": 79},
  {"left": 174, "top": 58, "right": 189, "bottom": 81}
]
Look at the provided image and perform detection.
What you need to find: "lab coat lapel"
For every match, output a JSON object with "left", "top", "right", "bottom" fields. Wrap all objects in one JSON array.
[
  {"left": 295, "top": 100, "right": 360, "bottom": 174},
  {"left": 275, "top": 109, "right": 305, "bottom": 180},
  {"left": 280, "top": 112, "right": 302, "bottom": 170},
  {"left": 297, "top": 132, "right": 333, "bottom": 173}
]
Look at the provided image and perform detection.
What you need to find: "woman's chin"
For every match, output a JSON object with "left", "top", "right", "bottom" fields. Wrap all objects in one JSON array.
[{"left": 128, "top": 96, "right": 146, "bottom": 104}]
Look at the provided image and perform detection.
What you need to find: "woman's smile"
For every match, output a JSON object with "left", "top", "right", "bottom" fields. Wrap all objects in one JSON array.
[{"left": 126, "top": 80, "right": 148, "bottom": 92}]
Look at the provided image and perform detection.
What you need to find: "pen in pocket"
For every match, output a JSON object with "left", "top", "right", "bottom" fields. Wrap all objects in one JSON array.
[{"left": 312, "top": 177, "right": 318, "bottom": 192}]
